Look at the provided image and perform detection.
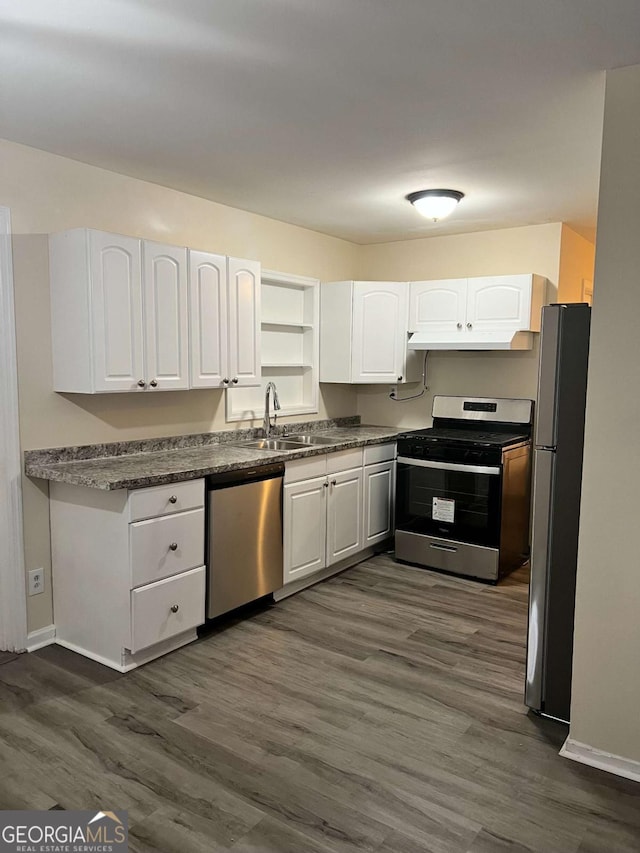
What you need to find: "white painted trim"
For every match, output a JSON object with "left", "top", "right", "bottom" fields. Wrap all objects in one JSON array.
[
  {"left": 56, "top": 629, "right": 198, "bottom": 673},
  {"left": 273, "top": 544, "right": 385, "bottom": 601},
  {"left": 560, "top": 736, "right": 640, "bottom": 784},
  {"left": 54, "top": 638, "right": 125, "bottom": 671},
  {"left": 0, "top": 206, "right": 28, "bottom": 653},
  {"left": 26, "top": 625, "right": 56, "bottom": 652}
]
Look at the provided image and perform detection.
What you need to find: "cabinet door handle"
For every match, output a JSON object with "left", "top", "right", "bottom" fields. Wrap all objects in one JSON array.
[
  {"left": 466, "top": 322, "right": 473, "bottom": 329},
  {"left": 169, "top": 542, "right": 178, "bottom": 551},
  {"left": 232, "top": 377, "right": 239, "bottom": 384},
  {"left": 456, "top": 322, "right": 463, "bottom": 329},
  {"left": 137, "top": 379, "right": 146, "bottom": 388},
  {"left": 397, "top": 376, "right": 403, "bottom": 381},
  {"left": 223, "top": 378, "right": 230, "bottom": 385},
  {"left": 169, "top": 495, "right": 177, "bottom": 504},
  {"left": 170, "top": 604, "right": 179, "bottom": 613},
  {"left": 331, "top": 479, "right": 337, "bottom": 486},
  {"left": 323, "top": 481, "right": 329, "bottom": 489},
  {"left": 150, "top": 379, "right": 158, "bottom": 388}
]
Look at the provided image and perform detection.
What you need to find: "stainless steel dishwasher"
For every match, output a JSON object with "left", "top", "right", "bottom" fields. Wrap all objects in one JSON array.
[{"left": 206, "top": 462, "right": 284, "bottom": 619}]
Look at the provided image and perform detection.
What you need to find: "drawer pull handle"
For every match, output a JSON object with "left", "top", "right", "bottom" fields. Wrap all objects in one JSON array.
[
  {"left": 170, "top": 604, "right": 179, "bottom": 613},
  {"left": 168, "top": 495, "right": 177, "bottom": 504},
  {"left": 169, "top": 542, "right": 178, "bottom": 551}
]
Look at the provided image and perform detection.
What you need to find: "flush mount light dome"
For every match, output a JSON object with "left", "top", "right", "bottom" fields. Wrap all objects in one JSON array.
[{"left": 406, "top": 189, "right": 465, "bottom": 221}]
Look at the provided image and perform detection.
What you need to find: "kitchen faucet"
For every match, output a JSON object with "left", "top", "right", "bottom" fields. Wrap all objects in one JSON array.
[{"left": 263, "top": 381, "right": 281, "bottom": 437}]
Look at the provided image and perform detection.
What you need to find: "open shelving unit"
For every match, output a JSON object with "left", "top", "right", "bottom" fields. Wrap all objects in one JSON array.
[{"left": 225, "top": 270, "right": 320, "bottom": 422}]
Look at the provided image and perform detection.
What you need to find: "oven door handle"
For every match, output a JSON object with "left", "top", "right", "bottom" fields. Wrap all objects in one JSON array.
[{"left": 397, "top": 456, "right": 501, "bottom": 476}]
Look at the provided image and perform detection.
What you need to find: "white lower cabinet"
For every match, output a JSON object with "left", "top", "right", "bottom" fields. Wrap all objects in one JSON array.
[
  {"left": 326, "top": 468, "right": 363, "bottom": 565},
  {"left": 283, "top": 475, "right": 328, "bottom": 583},
  {"left": 283, "top": 444, "right": 395, "bottom": 587},
  {"left": 50, "top": 479, "right": 206, "bottom": 671},
  {"left": 363, "top": 459, "right": 395, "bottom": 547},
  {"left": 130, "top": 566, "right": 206, "bottom": 654}
]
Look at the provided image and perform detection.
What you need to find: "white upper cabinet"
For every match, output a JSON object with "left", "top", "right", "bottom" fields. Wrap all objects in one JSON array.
[
  {"left": 352, "top": 282, "right": 408, "bottom": 383},
  {"left": 50, "top": 230, "right": 189, "bottom": 393},
  {"left": 227, "top": 257, "right": 261, "bottom": 387},
  {"left": 50, "top": 229, "right": 146, "bottom": 393},
  {"left": 188, "top": 251, "right": 228, "bottom": 389},
  {"left": 143, "top": 241, "right": 189, "bottom": 391},
  {"left": 86, "top": 231, "right": 144, "bottom": 391},
  {"left": 466, "top": 275, "right": 535, "bottom": 332},
  {"left": 50, "top": 229, "right": 261, "bottom": 393},
  {"left": 320, "top": 281, "right": 420, "bottom": 384},
  {"left": 188, "top": 252, "right": 260, "bottom": 390},
  {"left": 408, "top": 274, "right": 546, "bottom": 349},
  {"left": 409, "top": 279, "right": 467, "bottom": 336}
]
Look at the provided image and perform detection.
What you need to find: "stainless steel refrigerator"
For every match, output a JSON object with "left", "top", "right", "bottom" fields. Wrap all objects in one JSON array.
[{"left": 525, "top": 303, "right": 591, "bottom": 723}]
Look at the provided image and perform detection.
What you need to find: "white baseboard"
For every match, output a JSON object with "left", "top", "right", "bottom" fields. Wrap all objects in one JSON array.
[
  {"left": 56, "top": 630, "right": 198, "bottom": 673},
  {"left": 26, "top": 624, "right": 56, "bottom": 652},
  {"left": 561, "top": 736, "right": 640, "bottom": 783}
]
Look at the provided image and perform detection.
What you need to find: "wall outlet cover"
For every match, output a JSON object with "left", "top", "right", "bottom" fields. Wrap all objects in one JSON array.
[{"left": 28, "top": 568, "right": 45, "bottom": 596}]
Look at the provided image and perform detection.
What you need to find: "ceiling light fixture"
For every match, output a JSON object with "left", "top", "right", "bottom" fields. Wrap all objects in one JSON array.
[{"left": 406, "top": 189, "right": 465, "bottom": 222}]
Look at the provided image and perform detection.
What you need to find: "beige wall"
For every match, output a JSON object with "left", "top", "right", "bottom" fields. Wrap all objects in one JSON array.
[
  {"left": 355, "top": 224, "right": 562, "bottom": 428},
  {"left": 558, "top": 224, "right": 595, "bottom": 303},
  {"left": 1, "top": 139, "right": 359, "bottom": 632},
  {"left": 570, "top": 65, "right": 640, "bottom": 763}
]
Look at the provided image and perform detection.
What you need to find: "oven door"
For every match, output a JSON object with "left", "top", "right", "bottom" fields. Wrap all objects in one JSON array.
[{"left": 396, "top": 457, "right": 502, "bottom": 547}]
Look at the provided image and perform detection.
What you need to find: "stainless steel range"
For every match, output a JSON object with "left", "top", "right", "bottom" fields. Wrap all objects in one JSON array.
[{"left": 395, "top": 396, "right": 533, "bottom": 582}]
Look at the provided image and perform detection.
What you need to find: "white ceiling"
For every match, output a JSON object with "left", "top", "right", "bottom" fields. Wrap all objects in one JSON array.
[{"left": 2, "top": 1, "right": 640, "bottom": 244}]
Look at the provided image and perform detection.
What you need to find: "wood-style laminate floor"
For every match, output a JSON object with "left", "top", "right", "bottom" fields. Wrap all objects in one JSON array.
[{"left": 1, "top": 555, "right": 638, "bottom": 852}]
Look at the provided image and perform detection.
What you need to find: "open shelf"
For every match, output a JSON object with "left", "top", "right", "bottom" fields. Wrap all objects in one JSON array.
[
  {"left": 261, "top": 363, "right": 312, "bottom": 369},
  {"left": 226, "top": 270, "right": 320, "bottom": 423},
  {"left": 261, "top": 321, "right": 314, "bottom": 330}
]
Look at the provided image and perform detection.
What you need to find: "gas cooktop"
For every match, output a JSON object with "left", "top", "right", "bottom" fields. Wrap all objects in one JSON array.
[{"left": 398, "top": 427, "right": 529, "bottom": 448}]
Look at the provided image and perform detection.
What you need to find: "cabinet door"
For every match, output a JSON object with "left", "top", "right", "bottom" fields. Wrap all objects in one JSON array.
[
  {"left": 351, "top": 282, "right": 408, "bottom": 383},
  {"left": 227, "top": 257, "right": 261, "bottom": 387},
  {"left": 283, "top": 477, "right": 327, "bottom": 584},
  {"left": 188, "top": 251, "right": 229, "bottom": 388},
  {"left": 89, "top": 231, "right": 145, "bottom": 392},
  {"left": 143, "top": 241, "right": 189, "bottom": 390},
  {"left": 363, "top": 460, "right": 395, "bottom": 548},
  {"left": 327, "top": 467, "right": 363, "bottom": 566},
  {"left": 466, "top": 275, "right": 532, "bottom": 333},
  {"left": 409, "top": 279, "right": 467, "bottom": 335}
]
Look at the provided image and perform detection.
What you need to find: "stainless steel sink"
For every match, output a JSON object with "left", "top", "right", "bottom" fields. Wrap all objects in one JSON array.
[
  {"left": 285, "top": 434, "right": 339, "bottom": 445},
  {"left": 235, "top": 438, "right": 309, "bottom": 451}
]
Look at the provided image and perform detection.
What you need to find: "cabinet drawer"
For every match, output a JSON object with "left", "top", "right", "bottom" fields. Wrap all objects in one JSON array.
[
  {"left": 129, "top": 479, "right": 204, "bottom": 522},
  {"left": 130, "top": 508, "right": 204, "bottom": 588},
  {"left": 327, "top": 447, "right": 363, "bottom": 474},
  {"left": 130, "top": 565, "right": 205, "bottom": 653},
  {"left": 364, "top": 443, "right": 396, "bottom": 465},
  {"left": 284, "top": 455, "right": 327, "bottom": 484}
]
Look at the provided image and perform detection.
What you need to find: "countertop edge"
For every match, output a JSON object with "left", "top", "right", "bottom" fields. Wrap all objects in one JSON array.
[{"left": 25, "top": 432, "right": 403, "bottom": 491}]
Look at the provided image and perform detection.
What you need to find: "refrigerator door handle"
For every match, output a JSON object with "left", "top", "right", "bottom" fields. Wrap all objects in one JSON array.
[
  {"left": 535, "top": 306, "right": 562, "bottom": 448},
  {"left": 525, "top": 449, "right": 555, "bottom": 711}
]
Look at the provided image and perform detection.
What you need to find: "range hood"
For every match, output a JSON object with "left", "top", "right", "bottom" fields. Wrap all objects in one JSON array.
[{"left": 407, "top": 329, "right": 534, "bottom": 351}]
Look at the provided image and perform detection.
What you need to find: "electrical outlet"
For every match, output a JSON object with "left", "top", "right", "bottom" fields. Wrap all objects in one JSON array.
[{"left": 28, "top": 568, "right": 45, "bottom": 596}]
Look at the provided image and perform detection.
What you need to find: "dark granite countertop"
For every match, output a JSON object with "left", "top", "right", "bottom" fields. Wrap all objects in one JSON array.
[{"left": 24, "top": 422, "right": 403, "bottom": 490}]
